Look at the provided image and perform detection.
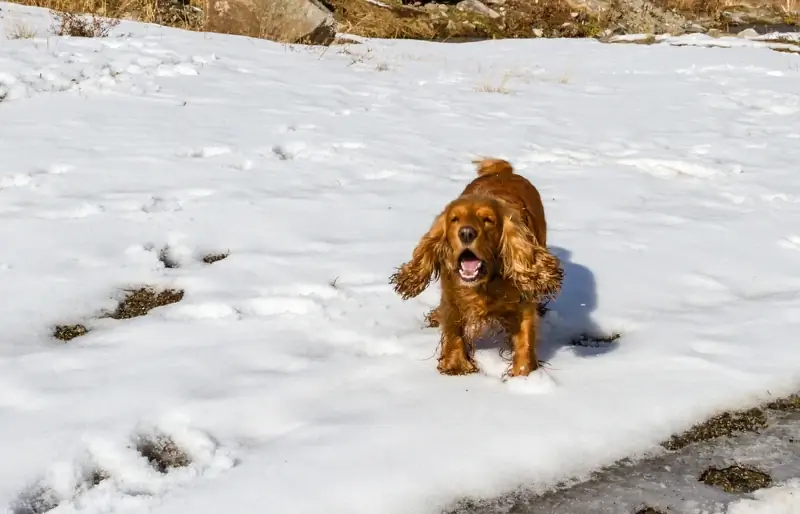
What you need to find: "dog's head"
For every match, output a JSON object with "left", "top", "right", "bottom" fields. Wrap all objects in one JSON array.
[{"left": 389, "top": 194, "right": 563, "bottom": 300}]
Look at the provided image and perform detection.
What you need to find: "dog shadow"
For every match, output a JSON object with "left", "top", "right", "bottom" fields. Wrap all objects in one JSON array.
[
  {"left": 537, "top": 245, "right": 620, "bottom": 364},
  {"left": 472, "top": 245, "right": 620, "bottom": 369}
]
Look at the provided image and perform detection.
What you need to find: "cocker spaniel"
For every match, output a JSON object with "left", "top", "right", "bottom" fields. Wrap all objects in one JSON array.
[{"left": 389, "top": 158, "right": 563, "bottom": 377}]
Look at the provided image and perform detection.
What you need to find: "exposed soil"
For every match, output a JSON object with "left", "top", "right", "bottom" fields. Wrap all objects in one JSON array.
[{"left": 107, "top": 287, "right": 184, "bottom": 320}]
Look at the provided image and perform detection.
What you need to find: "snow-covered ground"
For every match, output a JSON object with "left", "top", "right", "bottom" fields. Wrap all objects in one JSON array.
[
  {"left": 728, "top": 479, "right": 800, "bottom": 514},
  {"left": 2, "top": 3, "right": 800, "bottom": 513}
]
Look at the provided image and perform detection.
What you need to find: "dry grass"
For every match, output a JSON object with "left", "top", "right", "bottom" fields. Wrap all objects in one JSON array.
[
  {"left": 474, "top": 72, "right": 515, "bottom": 93},
  {"left": 50, "top": 10, "right": 120, "bottom": 36},
  {"left": 12, "top": 0, "right": 203, "bottom": 30},
  {"left": 658, "top": 0, "right": 799, "bottom": 17},
  {"left": 5, "top": 19, "right": 38, "bottom": 38},
  {"left": 329, "top": 0, "right": 599, "bottom": 41},
  {"left": 7, "top": 0, "right": 605, "bottom": 42}
]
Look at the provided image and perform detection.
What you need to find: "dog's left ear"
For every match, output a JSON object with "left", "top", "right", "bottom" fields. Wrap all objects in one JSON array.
[{"left": 499, "top": 207, "right": 563, "bottom": 301}]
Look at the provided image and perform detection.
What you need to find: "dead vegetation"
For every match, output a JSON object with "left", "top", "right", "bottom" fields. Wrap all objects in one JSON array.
[
  {"left": 663, "top": 407, "right": 768, "bottom": 451},
  {"left": 136, "top": 433, "right": 191, "bottom": 472},
  {"left": 5, "top": 19, "right": 38, "bottom": 38},
  {"left": 13, "top": 0, "right": 203, "bottom": 31},
  {"left": 107, "top": 287, "right": 184, "bottom": 319},
  {"left": 331, "top": 0, "right": 601, "bottom": 41},
  {"left": 699, "top": 464, "right": 772, "bottom": 493},
  {"left": 53, "top": 324, "right": 89, "bottom": 342},
  {"left": 202, "top": 251, "right": 229, "bottom": 264},
  {"left": 50, "top": 9, "right": 120, "bottom": 35}
]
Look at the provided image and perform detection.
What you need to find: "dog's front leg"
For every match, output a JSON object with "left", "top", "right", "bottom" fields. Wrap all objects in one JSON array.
[
  {"left": 509, "top": 303, "right": 539, "bottom": 377},
  {"left": 437, "top": 318, "right": 478, "bottom": 376}
]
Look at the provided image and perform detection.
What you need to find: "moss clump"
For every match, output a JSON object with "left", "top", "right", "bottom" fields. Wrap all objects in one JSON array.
[
  {"left": 664, "top": 408, "right": 767, "bottom": 451},
  {"left": 699, "top": 465, "right": 772, "bottom": 493},
  {"left": 202, "top": 252, "right": 229, "bottom": 264},
  {"left": 108, "top": 288, "right": 184, "bottom": 320},
  {"left": 766, "top": 394, "right": 800, "bottom": 411},
  {"left": 53, "top": 324, "right": 88, "bottom": 342}
]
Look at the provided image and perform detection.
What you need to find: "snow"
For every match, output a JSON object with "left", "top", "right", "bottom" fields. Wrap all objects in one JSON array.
[
  {"left": 727, "top": 479, "right": 800, "bottom": 514},
  {"left": 2, "top": 3, "right": 800, "bottom": 513}
]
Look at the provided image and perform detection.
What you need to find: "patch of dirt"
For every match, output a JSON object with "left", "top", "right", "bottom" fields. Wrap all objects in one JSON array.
[
  {"left": 635, "top": 508, "right": 668, "bottom": 514},
  {"left": 53, "top": 324, "right": 88, "bottom": 342},
  {"left": 663, "top": 408, "right": 768, "bottom": 451},
  {"left": 136, "top": 434, "right": 191, "bottom": 473},
  {"left": 202, "top": 252, "right": 229, "bottom": 264},
  {"left": 89, "top": 469, "right": 109, "bottom": 486},
  {"left": 699, "top": 464, "right": 772, "bottom": 493},
  {"left": 107, "top": 287, "right": 184, "bottom": 320}
]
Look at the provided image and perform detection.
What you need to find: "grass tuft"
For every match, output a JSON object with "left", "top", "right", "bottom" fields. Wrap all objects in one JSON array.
[
  {"left": 50, "top": 9, "right": 120, "bottom": 36},
  {"left": 6, "top": 19, "right": 38, "bottom": 38}
]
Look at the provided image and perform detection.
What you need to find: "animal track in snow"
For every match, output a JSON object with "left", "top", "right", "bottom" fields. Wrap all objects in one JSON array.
[
  {"left": 0, "top": 164, "right": 72, "bottom": 191},
  {"left": 177, "top": 145, "right": 232, "bottom": 159},
  {"left": 777, "top": 236, "right": 800, "bottom": 251},
  {"left": 617, "top": 158, "right": 726, "bottom": 179},
  {"left": 10, "top": 426, "right": 235, "bottom": 514}
]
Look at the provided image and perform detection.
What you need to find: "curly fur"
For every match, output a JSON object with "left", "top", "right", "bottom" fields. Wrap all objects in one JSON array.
[{"left": 389, "top": 157, "right": 564, "bottom": 377}]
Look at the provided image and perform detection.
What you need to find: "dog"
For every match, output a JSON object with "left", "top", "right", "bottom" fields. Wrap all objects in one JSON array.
[{"left": 389, "top": 157, "right": 563, "bottom": 377}]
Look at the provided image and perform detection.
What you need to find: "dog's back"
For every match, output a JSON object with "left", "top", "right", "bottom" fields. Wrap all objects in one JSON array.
[{"left": 462, "top": 158, "right": 548, "bottom": 246}]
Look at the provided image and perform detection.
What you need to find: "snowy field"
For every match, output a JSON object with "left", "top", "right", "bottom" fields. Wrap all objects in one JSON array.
[{"left": 2, "top": 3, "right": 800, "bottom": 513}]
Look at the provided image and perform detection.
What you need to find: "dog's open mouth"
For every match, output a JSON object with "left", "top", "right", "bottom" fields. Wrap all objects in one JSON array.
[{"left": 458, "top": 250, "right": 484, "bottom": 282}]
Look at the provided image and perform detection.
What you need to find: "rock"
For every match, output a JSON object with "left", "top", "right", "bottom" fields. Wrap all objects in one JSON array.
[
  {"left": 456, "top": 0, "right": 501, "bottom": 18},
  {"left": 684, "top": 23, "right": 706, "bottom": 33},
  {"left": 707, "top": 28, "right": 723, "bottom": 37},
  {"left": 532, "top": 27, "right": 544, "bottom": 37},
  {"left": 205, "top": 0, "right": 336, "bottom": 45},
  {"left": 483, "top": 0, "right": 505, "bottom": 5},
  {"left": 737, "top": 27, "right": 759, "bottom": 38}
]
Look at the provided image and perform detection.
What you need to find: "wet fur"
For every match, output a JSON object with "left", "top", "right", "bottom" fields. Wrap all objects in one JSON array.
[{"left": 390, "top": 158, "right": 563, "bottom": 377}]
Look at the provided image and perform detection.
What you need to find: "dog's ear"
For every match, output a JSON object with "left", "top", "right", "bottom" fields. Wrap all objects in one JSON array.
[
  {"left": 499, "top": 207, "right": 563, "bottom": 301},
  {"left": 390, "top": 211, "right": 449, "bottom": 300}
]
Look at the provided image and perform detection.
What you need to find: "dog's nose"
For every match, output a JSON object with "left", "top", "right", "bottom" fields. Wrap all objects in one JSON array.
[{"left": 458, "top": 226, "right": 477, "bottom": 244}]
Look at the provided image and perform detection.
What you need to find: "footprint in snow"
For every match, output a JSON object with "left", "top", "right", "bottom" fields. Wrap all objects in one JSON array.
[
  {"left": 778, "top": 236, "right": 800, "bottom": 251},
  {"left": 177, "top": 146, "right": 233, "bottom": 159}
]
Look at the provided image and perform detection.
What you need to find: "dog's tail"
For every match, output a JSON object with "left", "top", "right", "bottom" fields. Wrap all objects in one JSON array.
[{"left": 474, "top": 157, "right": 514, "bottom": 177}]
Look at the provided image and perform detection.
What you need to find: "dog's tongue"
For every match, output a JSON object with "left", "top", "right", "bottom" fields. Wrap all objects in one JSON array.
[{"left": 460, "top": 257, "right": 481, "bottom": 273}]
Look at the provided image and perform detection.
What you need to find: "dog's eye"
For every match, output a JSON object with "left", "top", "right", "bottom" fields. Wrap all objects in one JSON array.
[
  {"left": 450, "top": 216, "right": 459, "bottom": 223},
  {"left": 483, "top": 217, "right": 495, "bottom": 225}
]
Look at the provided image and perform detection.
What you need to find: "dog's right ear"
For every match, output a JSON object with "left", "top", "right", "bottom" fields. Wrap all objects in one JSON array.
[{"left": 389, "top": 211, "right": 448, "bottom": 300}]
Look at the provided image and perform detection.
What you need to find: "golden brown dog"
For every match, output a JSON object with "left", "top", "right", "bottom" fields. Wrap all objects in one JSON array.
[{"left": 389, "top": 157, "right": 563, "bottom": 377}]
